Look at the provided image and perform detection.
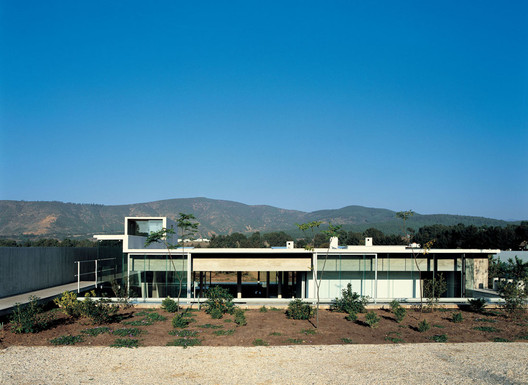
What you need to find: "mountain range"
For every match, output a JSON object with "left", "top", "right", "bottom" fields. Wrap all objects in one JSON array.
[{"left": 0, "top": 198, "right": 519, "bottom": 240}]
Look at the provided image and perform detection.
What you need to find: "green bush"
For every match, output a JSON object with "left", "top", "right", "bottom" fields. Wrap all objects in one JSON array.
[
  {"left": 418, "top": 319, "right": 430, "bottom": 332},
  {"left": 389, "top": 300, "right": 401, "bottom": 312},
  {"left": 468, "top": 298, "right": 487, "bottom": 313},
  {"left": 112, "top": 327, "right": 143, "bottom": 337},
  {"left": 430, "top": 334, "right": 448, "bottom": 342},
  {"left": 203, "top": 286, "right": 235, "bottom": 319},
  {"left": 172, "top": 313, "right": 190, "bottom": 329},
  {"left": 54, "top": 291, "right": 83, "bottom": 318},
  {"left": 234, "top": 308, "right": 247, "bottom": 326},
  {"left": 252, "top": 338, "right": 268, "bottom": 346},
  {"left": 451, "top": 312, "right": 463, "bottom": 323},
  {"left": 332, "top": 284, "right": 367, "bottom": 315},
  {"left": 345, "top": 312, "right": 357, "bottom": 322},
  {"left": 50, "top": 335, "right": 84, "bottom": 345},
  {"left": 498, "top": 281, "right": 527, "bottom": 315},
  {"left": 10, "top": 296, "right": 52, "bottom": 334},
  {"left": 161, "top": 297, "right": 179, "bottom": 313},
  {"left": 81, "top": 296, "right": 119, "bottom": 325},
  {"left": 286, "top": 299, "right": 313, "bottom": 320},
  {"left": 166, "top": 338, "right": 201, "bottom": 348},
  {"left": 168, "top": 329, "right": 198, "bottom": 337},
  {"left": 393, "top": 306, "right": 407, "bottom": 323},
  {"left": 365, "top": 311, "right": 380, "bottom": 328},
  {"left": 259, "top": 306, "right": 268, "bottom": 312}
]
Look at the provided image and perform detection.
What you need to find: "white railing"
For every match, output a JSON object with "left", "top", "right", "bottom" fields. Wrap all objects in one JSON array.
[{"left": 74, "top": 258, "right": 116, "bottom": 293}]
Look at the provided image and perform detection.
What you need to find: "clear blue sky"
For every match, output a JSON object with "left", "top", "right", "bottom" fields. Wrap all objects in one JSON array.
[{"left": 1, "top": 1, "right": 527, "bottom": 220}]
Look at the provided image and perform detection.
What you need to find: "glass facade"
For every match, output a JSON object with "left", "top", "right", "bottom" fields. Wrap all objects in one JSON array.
[{"left": 129, "top": 254, "right": 187, "bottom": 299}]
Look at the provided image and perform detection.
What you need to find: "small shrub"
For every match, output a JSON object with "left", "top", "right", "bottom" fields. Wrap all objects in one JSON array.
[
  {"left": 475, "top": 318, "right": 497, "bottom": 323},
  {"left": 168, "top": 330, "right": 198, "bottom": 337},
  {"left": 81, "top": 327, "right": 111, "bottom": 336},
  {"left": 345, "top": 312, "right": 357, "bottom": 322},
  {"left": 492, "top": 337, "right": 511, "bottom": 342},
  {"left": 389, "top": 300, "right": 401, "bottom": 312},
  {"left": 252, "top": 338, "right": 268, "bottom": 346},
  {"left": 341, "top": 337, "right": 355, "bottom": 344},
  {"left": 286, "top": 338, "right": 304, "bottom": 344},
  {"left": 203, "top": 286, "right": 235, "bottom": 319},
  {"left": 172, "top": 313, "right": 190, "bottom": 329},
  {"left": 234, "top": 308, "right": 247, "bottom": 326},
  {"left": 332, "top": 284, "right": 368, "bottom": 315},
  {"left": 385, "top": 336, "right": 404, "bottom": 343},
  {"left": 430, "top": 334, "right": 448, "bottom": 342},
  {"left": 54, "top": 291, "right": 83, "bottom": 318},
  {"left": 81, "top": 296, "right": 119, "bottom": 325},
  {"left": 418, "top": 319, "right": 430, "bottom": 332},
  {"left": 365, "top": 311, "right": 380, "bottom": 328},
  {"left": 144, "top": 312, "right": 166, "bottom": 322},
  {"left": 423, "top": 274, "right": 447, "bottom": 311},
  {"left": 161, "top": 297, "right": 179, "bottom": 313},
  {"left": 433, "top": 324, "right": 446, "bottom": 329},
  {"left": 393, "top": 306, "right": 407, "bottom": 323},
  {"left": 301, "top": 328, "right": 316, "bottom": 335},
  {"left": 223, "top": 318, "right": 233, "bottom": 323},
  {"left": 498, "top": 281, "right": 527, "bottom": 315},
  {"left": 269, "top": 332, "right": 281, "bottom": 336},
  {"left": 468, "top": 298, "right": 487, "bottom": 313},
  {"left": 111, "top": 338, "right": 139, "bottom": 348},
  {"left": 516, "top": 334, "right": 528, "bottom": 340},
  {"left": 286, "top": 299, "right": 313, "bottom": 320},
  {"left": 166, "top": 338, "right": 201, "bottom": 348},
  {"left": 10, "top": 296, "right": 52, "bottom": 334},
  {"left": 112, "top": 327, "right": 143, "bottom": 337},
  {"left": 451, "top": 312, "right": 463, "bottom": 323},
  {"left": 473, "top": 326, "right": 499, "bottom": 332},
  {"left": 50, "top": 335, "right": 84, "bottom": 345},
  {"left": 259, "top": 306, "right": 268, "bottom": 312},
  {"left": 214, "top": 329, "right": 235, "bottom": 336}
]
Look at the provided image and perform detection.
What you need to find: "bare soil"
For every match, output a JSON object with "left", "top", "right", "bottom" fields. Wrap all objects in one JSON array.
[{"left": 1, "top": 305, "right": 527, "bottom": 348}]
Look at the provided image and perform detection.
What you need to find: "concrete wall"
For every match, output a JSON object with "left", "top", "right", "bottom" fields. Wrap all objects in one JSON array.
[{"left": 0, "top": 247, "right": 99, "bottom": 298}]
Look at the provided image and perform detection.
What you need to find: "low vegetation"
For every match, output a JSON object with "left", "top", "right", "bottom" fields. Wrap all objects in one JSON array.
[{"left": 286, "top": 299, "right": 313, "bottom": 320}]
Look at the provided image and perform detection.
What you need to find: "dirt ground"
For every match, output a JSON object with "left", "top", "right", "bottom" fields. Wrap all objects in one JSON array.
[{"left": 1, "top": 305, "right": 527, "bottom": 348}]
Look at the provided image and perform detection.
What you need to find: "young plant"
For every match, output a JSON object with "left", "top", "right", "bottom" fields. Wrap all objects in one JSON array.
[
  {"left": 252, "top": 339, "right": 269, "bottom": 346},
  {"left": 418, "top": 319, "right": 430, "bottom": 332},
  {"left": 10, "top": 296, "right": 52, "bottom": 334},
  {"left": 468, "top": 298, "right": 487, "bottom": 313},
  {"left": 423, "top": 273, "right": 447, "bottom": 311},
  {"left": 144, "top": 213, "right": 199, "bottom": 312},
  {"left": 365, "top": 311, "right": 380, "bottom": 328},
  {"left": 430, "top": 334, "right": 448, "bottom": 342},
  {"left": 393, "top": 306, "right": 407, "bottom": 323},
  {"left": 203, "top": 286, "right": 235, "bottom": 319},
  {"left": 451, "top": 312, "right": 463, "bottom": 323},
  {"left": 332, "top": 283, "right": 367, "bottom": 315},
  {"left": 81, "top": 295, "right": 119, "bottom": 324},
  {"left": 234, "top": 308, "right": 247, "bottom": 326},
  {"left": 172, "top": 313, "right": 190, "bottom": 329},
  {"left": 54, "top": 291, "right": 83, "bottom": 318},
  {"left": 297, "top": 221, "right": 342, "bottom": 328},
  {"left": 166, "top": 338, "right": 201, "bottom": 348},
  {"left": 111, "top": 338, "right": 139, "bottom": 348},
  {"left": 286, "top": 299, "right": 313, "bottom": 320},
  {"left": 50, "top": 335, "right": 84, "bottom": 345},
  {"left": 161, "top": 297, "right": 179, "bottom": 313}
]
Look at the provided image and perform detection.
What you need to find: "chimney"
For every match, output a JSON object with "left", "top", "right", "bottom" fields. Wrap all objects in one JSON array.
[
  {"left": 365, "top": 237, "right": 373, "bottom": 247},
  {"left": 286, "top": 241, "right": 294, "bottom": 249},
  {"left": 330, "top": 236, "right": 339, "bottom": 249}
]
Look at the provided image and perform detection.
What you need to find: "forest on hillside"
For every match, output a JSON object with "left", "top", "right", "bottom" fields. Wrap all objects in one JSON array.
[{"left": 1, "top": 222, "right": 527, "bottom": 250}]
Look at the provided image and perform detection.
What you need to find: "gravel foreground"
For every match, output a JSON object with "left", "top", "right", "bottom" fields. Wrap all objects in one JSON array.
[{"left": 1, "top": 343, "right": 527, "bottom": 384}]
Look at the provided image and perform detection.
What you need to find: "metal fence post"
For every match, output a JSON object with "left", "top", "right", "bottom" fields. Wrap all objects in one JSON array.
[{"left": 77, "top": 261, "right": 80, "bottom": 293}]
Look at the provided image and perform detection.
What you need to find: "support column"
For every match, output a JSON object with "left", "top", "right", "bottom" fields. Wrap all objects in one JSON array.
[
  {"left": 277, "top": 272, "right": 282, "bottom": 299},
  {"left": 374, "top": 253, "right": 378, "bottom": 304},
  {"left": 237, "top": 272, "right": 242, "bottom": 299},
  {"left": 266, "top": 271, "right": 270, "bottom": 298},
  {"left": 199, "top": 272, "right": 204, "bottom": 300},
  {"left": 187, "top": 253, "right": 192, "bottom": 299},
  {"left": 301, "top": 272, "right": 306, "bottom": 299}
]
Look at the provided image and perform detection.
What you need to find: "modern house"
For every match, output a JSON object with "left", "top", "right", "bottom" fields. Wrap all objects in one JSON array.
[{"left": 95, "top": 217, "right": 499, "bottom": 302}]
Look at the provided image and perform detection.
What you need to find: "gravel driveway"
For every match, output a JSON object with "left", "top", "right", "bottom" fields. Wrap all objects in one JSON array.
[{"left": 1, "top": 343, "right": 527, "bottom": 384}]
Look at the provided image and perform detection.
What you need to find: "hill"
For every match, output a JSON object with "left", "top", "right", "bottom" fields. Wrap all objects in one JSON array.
[{"left": 0, "top": 198, "right": 518, "bottom": 240}]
